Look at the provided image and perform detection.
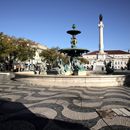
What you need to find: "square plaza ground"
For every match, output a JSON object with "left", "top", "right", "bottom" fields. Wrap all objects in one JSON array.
[{"left": 0, "top": 79, "right": 130, "bottom": 130}]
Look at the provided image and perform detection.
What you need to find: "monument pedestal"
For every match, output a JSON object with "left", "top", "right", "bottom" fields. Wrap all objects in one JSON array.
[
  {"left": 97, "top": 51, "right": 106, "bottom": 60},
  {"left": 93, "top": 52, "right": 107, "bottom": 72},
  {"left": 93, "top": 60, "right": 105, "bottom": 72}
]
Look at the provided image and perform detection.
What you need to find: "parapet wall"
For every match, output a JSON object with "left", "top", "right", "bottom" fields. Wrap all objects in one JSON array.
[
  {"left": 15, "top": 73, "right": 130, "bottom": 87},
  {"left": 0, "top": 72, "right": 15, "bottom": 81}
]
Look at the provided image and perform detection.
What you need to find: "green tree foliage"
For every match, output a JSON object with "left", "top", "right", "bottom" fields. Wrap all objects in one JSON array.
[
  {"left": 40, "top": 48, "right": 57, "bottom": 65},
  {"left": 16, "top": 38, "right": 36, "bottom": 61},
  {"left": 40, "top": 47, "right": 69, "bottom": 68},
  {"left": 0, "top": 33, "right": 15, "bottom": 63},
  {"left": 0, "top": 32, "right": 36, "bottom": 71}
]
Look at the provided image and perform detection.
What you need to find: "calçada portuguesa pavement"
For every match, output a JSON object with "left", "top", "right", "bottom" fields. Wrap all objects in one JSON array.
[{"left": 0, "top": 79, "right": 130, "bottom": 130}]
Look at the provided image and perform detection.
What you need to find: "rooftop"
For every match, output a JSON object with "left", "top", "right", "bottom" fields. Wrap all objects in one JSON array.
[{"left": 86, "top": 50, "right": 130, "bottom": 55}]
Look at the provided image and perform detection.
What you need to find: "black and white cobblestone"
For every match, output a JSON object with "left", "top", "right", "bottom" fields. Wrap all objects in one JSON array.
[{"left": 0, "top": 80, "right": 130, "bottom": 130}]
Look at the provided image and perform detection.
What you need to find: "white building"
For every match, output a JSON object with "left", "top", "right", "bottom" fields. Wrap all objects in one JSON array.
[
  {"left": 83, "top": 14, "right": 130, "bottom": 70},
  {"left": 83, "top": 50, "right": 130, "bottom": 70}
]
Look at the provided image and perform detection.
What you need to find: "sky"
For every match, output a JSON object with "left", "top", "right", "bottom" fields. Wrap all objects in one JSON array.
[{"left": 0, "top": 0, "right": 130, "bottom": 52}]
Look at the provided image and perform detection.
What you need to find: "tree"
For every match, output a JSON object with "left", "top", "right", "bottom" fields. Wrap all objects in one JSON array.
[
  {"left": 16, "top": 38, "right": 36, "bottom": 62},
  {"left": 0, "top": 32, "right": 36, "bottom": 71},
  {"left": 0, "top": 32, "right": 16, "bottom": 69},
  {"left": 40, "top": 47, "right": 69, "bottom": 68}
]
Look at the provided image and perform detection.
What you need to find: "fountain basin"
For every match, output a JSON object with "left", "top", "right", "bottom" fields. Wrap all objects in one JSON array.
[
  {"left": 0, "top": 72, "right": 15, "bottom": 80},
  {"left": 59, "top": 48, "right": 89, "bottom": 57},
  {"left": 15, "top": 72, "right": 130, "bottom": 87}
]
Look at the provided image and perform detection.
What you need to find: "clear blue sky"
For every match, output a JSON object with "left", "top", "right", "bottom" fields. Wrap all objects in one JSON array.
[{"left": 0, "top": 0, "right": 130, "bottom": 51}]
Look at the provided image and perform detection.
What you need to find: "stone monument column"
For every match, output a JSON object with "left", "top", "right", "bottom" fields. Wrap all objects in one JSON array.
[
  {"left": 93, "top": 14, "right": 106, "bottom": 72},
  {"left": 98, "top": 14, "right": 104, "bottom": 54}
]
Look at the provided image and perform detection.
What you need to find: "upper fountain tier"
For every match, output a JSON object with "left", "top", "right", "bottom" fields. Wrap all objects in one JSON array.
[
  {"left": 59, "top": 24, "right": 89, "bottom": 57},
  {"left": 67, "top": 24, "right": 81, "bottom": 36}
]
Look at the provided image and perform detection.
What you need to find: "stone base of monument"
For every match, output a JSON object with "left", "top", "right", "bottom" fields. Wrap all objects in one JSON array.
[{"left": 93, "top": 60, "right": 106, "bottom": 73}]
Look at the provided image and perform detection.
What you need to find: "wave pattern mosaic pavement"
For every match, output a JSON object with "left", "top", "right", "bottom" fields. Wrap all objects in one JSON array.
[{"left": 0, "top": 80, "right": 130, "bottom": 130}]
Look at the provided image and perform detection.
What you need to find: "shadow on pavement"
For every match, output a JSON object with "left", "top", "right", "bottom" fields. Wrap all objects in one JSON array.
[{"left": 0, "top": 99, "right": 90, "bottom": 130}]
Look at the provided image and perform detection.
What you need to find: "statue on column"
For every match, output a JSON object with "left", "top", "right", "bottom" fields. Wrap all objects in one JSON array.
[{"left": 99, "top": 14, "right": 103, "bottom": 21}]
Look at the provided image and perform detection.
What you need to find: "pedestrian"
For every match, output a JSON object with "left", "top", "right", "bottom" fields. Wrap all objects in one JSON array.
[
  {"left": 33, "top": 64, "right": 37, "bottom": 74},
  {"left": 38, "top": 65, "right": 41, "bottom": 74}
]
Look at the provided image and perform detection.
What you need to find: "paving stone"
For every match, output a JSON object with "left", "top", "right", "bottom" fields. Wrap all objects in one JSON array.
[
  {"left": 112, "top": 108, "right": 127, "bottom": 116},
  {"left": 29, "top": 107, "right": 57, "bottom": 119},
  {"left": 103, "top": 116, "right": 130, "bottom": 128},
  {"left": 119, "top": 108, "right": 130, "bottom": 116},
  {"left": 90, "top": 119, "right": 107, "bottom": 130}
]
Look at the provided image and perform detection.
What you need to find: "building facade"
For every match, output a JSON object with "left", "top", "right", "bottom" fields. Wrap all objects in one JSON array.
[{"left": 83, "top": 50, "right": 130, "bottom": 70}]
